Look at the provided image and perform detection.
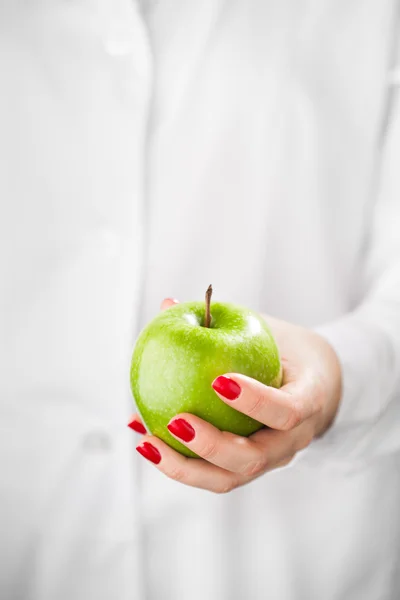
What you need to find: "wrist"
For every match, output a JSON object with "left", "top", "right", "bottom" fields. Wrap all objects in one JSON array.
[{"left": 314, "top": 333, "right": 343, "bottom": 437}]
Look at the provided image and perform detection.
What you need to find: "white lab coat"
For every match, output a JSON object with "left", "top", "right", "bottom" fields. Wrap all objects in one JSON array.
[{"left": 1, "top": 1, "right": 400, "bottom": 599}]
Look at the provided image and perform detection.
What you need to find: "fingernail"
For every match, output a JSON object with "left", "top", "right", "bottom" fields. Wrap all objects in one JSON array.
[
  {"left": 161, "top": 297, "right": 179, "bottom": 310},
  {"left": 128, "top": 419, "right": 146, "bottom": 434},
  {"left": 212, "top": 375, "right": 241, "bottom": 400},
  {"left": 136, "top": 442, "right": 161, "bottom": 464},
  {"left": 166, "top": 297, "right": 179, "bottom": 305},
  {"left": 167, "top": 418, "right": 195, "bottom": 442}
]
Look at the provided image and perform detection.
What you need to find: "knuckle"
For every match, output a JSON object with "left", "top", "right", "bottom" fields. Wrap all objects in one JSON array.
[
  {"left": 313, "top": 393, "right": 324, "bottom": 417},
  {"left": 213, "top": 479, "right": 237, "bottom": 495},
  {"left": 197, "top": 440, "right": 218, "bottom": 461},
  {"left": 241, "top": 458, "right": 268, "bottom": 478},
  {"left": 280, "top": 455, "right": 295, "bottom": 468},
  {"left": 232, "top": 435, "right": 252, "bottom": 452},
  {"left": 246, "top": 392, "right": 265, "bottom": 418},
  {"left": 282, "top": 402, "right": 303, "bottom": 430},
  {"left": 296, "top": 435, "right": 313, "bottom": 451},
  {"left": 167, "top": 466, "right": 187, "bottom": 483},
  {"left": 309, "top": 373, "right": 326, "bottom": 415}
]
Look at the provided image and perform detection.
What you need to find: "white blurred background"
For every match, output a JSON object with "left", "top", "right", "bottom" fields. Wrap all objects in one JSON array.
[{"left": 1, "top": 1, "right": 400, "bottom": 599}]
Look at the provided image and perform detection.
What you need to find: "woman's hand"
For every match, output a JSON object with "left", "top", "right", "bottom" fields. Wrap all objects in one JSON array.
[{"left": 129, "top": 299, "right": 342, "bottom": 493}]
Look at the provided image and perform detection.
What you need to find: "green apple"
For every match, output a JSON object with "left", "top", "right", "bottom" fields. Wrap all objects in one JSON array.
[{"left": 130, "top": 287, "right": 282, "bottom": 458}]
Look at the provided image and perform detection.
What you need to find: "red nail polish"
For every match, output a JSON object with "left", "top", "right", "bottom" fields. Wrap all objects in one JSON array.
[
  {"left": 128, "top": 419, "right": 146, "bottom": 434},
  {"left": 136, "top": 442, "right": 161, "bottom": 464},
  {"left": 167, "top": 418, "right": 195, "bottom": 442},
  {"left": 212, "top": 375, "right": 241, "bottom": 400}
]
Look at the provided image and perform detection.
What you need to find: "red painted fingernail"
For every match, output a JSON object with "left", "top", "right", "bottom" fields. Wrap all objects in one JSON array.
[
  {"left": 128, "top": 419, "right": 146, "bottom": 434},
  {"left": 212, "top": 375, "right": 241, "bottom": 400},
  {"left": 136, "top": 442, "right": 161, "bottom": 464},
  {"left": 167, "top": 418, "right": 195, "bottom": 442}
]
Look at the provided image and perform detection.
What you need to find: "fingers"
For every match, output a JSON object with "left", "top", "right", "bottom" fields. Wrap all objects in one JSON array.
[
  {"left": 273, "top": 455, "right": 295, "bottom": 469},
  {"left": 129, "top": 409, "right": 308, "bottom": 491},
  {"left": 127, "top": 413, "right": 147, "bottom": 434},
  {"left": 167, "top": 414, "right": 266, "bottom": 476},
  {"left": 212, "top": 372, "right": 318, "bottom": 431},
  {"left": 135, "top": 434, "right": 246, "bottom": 494},
  {"left": 250, "top": 421, "right": 313, "bottom": 460},
  {"left": 160, "top": 297, "right": 179, "bottom": 311},
  {"left": 166, "top": 413, "right": 313, "bottom": 477}
]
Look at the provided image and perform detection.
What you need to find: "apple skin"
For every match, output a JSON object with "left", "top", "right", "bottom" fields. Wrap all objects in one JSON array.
[{"left": 130, "top": 301, "right": 282, "bottom": 458}]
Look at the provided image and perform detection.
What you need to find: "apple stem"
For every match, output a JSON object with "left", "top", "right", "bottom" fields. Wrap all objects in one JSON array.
[{"left": 205, "top": 284, "right": 213, "bottom": 328}]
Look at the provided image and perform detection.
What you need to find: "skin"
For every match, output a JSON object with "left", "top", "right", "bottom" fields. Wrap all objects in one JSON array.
[{"left": 130, "top": 298, "right": 342, "bottom": 494}]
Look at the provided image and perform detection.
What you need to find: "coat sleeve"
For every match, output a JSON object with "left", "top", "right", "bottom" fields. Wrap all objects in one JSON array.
[{"left": 305, "top": 75, "right": 400, "bottom": 466}]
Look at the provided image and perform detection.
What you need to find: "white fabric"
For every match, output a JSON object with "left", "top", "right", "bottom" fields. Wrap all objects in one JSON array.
[{"left": 1, "top": 1, "right": 400, "bottom": 599}]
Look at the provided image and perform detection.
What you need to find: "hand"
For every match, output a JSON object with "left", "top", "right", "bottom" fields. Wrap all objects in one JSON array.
[{"left": 129, "top": 299, "right": 342, "bottom": 493}]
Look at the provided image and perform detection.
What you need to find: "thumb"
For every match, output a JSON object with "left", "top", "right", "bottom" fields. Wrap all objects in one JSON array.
[{"left": 160, "top": 297, "right": 180, "bottom": 311}]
